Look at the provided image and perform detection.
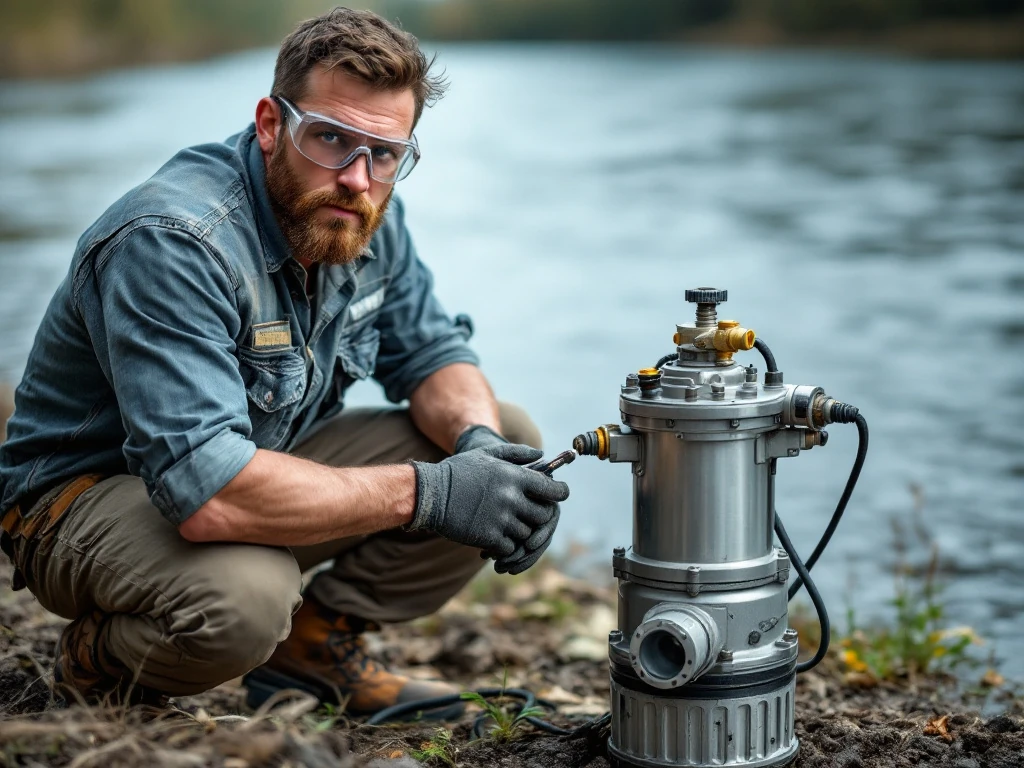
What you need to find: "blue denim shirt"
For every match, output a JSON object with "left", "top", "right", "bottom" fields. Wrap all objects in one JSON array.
[{"left": 0, "top": 126, "right": 477, "bottom": 525}]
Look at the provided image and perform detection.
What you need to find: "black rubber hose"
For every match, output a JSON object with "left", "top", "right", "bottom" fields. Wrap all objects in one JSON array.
[
  {"left": 365, "top": 686, "right": 589, "bottom": 736},
  {"left": 655, "top": 352, "right": 676, "bottom": 370},
  {"left": 754, "top": 338, "right": 778, "bottom": 372},
  {"left": 787, "top": 413, "right": 868, "bottom": 600},
  {"left": 775, "top": 510, "right": 830, "bottom": 674}
]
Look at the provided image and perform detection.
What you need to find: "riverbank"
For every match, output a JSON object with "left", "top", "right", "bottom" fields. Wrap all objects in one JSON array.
[
  {"left": 1, "top": 8, "right": 1021, "bottom": 80},
  {"left": 2, "top": 558, "right": 1022, "bottom": 767}
]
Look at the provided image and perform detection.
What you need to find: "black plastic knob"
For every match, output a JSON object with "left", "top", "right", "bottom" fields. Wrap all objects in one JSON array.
[{"left": 685, "top": 287, "right": 727, "bottom": 304}]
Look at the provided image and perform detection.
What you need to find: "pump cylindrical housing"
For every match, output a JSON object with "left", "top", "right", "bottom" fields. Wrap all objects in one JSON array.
[{"left": 634, "top": 432, "right": 770, "bottom": 563}]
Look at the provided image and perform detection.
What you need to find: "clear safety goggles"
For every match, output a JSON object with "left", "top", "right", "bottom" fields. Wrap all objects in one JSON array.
[{"left": 275, "top": 96, "right": 420, "bottom": 183}]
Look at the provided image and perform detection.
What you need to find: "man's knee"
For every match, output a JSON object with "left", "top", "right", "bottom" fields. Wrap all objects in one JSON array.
[
  {"left": 498, "top": 401, "right": 542, "bottom": 450},
  {"left": 170, "top": 545, "right": 301, "bottom": 682}
]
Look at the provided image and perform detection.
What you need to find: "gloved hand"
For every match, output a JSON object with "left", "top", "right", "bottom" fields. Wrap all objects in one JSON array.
[
  {"left": 492, "top": 503, "right": 560, "bottom": 575},
  {"left": 410, "top": 444, "right": 569, "bottom": 563},
  {"left": 454, "top": 424, "right": 509, "bottom": 454}
]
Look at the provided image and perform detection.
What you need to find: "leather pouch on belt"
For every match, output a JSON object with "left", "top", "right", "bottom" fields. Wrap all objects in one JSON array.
[{"left": 1, "top": 474, "right": 104, "bottom": 591}]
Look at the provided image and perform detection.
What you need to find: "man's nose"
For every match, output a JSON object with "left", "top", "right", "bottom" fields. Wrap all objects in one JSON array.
[{"left": 336, "top": 151, "right": 371, "bottom": 195}]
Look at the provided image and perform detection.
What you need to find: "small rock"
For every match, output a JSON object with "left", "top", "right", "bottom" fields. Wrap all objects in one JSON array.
[
  {"left": 559, "top": 635, "right": 607, "bottom": 662},
  {"left": 508, "top": 580, "right": 539, "bottom": 604},
  {"left": 560, "top": 696, "right": 610, "bottom": 716},
  {"left": 578, "top": 604, "right": 616, "bottom": 640},
  {"left": 535, "top": 568, "right": 572, "bottom": 596},
  {"left": 539, "top": 685, "right": 582, "bottom": 705},
  {"left": 400, "top": 636, "right": 443, "bottom": 665},
  {"left": 489, "top": 603, "right": 518, "bottom": 624},
  {"left": 519, "top": 600, "right": 557, "bottom": 620}
]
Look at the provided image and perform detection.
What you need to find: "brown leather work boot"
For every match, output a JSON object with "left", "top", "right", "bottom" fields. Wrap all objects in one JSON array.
[
  {"left": 53, "top": 610, "right": 168, "bottom": 707},
  {"left": 243, "top": 597, "right": 463, "bottom": 720}
]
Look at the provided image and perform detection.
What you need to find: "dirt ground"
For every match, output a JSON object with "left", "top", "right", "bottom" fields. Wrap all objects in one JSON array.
[{"left": 1, "top": 558, "right": 1023, "bottom": 767}]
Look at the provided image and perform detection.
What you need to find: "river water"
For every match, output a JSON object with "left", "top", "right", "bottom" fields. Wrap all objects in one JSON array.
[{"left": 1, "top": 45, "right": 1022, "bottom": 675}]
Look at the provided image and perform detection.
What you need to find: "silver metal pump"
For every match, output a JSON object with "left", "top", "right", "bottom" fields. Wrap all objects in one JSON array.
[{"left": 574, "top": 288, "right": 860, "bottom": 768}]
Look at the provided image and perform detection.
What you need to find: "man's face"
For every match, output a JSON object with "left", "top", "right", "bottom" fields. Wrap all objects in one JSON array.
[{"left": 257, "top": 66, "right": 416, "bottom": 266}]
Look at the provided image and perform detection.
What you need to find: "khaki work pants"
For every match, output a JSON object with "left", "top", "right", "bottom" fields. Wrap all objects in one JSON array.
[{"left": 9, "top": 403, "right": 540, "bottom": 696}]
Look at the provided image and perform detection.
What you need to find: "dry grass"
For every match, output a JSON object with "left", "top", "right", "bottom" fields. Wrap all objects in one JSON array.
[{"left": 0, "top": 689, "right": 367, "bottom": 768}]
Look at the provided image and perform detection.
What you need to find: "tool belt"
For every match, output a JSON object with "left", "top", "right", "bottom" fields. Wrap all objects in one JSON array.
[{"left": 0, "top": 474, "right": 104, "bottom": 591}]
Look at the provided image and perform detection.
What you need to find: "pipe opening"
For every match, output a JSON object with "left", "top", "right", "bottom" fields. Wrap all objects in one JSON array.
[{"left": 638, "top": 630, "right": 686, "bottom": 680}]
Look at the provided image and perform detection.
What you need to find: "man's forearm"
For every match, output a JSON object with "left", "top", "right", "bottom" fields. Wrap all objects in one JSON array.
[
  {"left": 178, "top": 448, "right": 415, "bottom": 546},
  {"left": 408, "top": 363, "right": 500, "bottom": 453}
]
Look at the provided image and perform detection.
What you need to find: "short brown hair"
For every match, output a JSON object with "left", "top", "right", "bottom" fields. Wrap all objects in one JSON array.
[{"left": 272, "top": 7, "right": 446, "bottom": 128}]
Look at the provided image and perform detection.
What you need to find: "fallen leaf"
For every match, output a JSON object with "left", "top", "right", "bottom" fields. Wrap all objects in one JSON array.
[
  {"left": 924, "top": 714, "right": 953, "bottom": 743},
  {"left": 981, "top": 669, "right": 1005, "bottom": 687}
]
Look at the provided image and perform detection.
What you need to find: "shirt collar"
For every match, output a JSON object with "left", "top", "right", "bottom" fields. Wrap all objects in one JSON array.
[{"left": 244, "top": 126, "right": 377, "bottom": 275}]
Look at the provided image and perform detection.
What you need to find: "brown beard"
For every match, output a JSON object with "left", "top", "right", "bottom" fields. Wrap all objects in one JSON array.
[{"left": 265, "top": 139, "right": 391, "bottom": 266}]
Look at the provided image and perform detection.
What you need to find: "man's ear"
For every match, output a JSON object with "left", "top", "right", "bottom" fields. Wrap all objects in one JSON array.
[{"left": 255, "top": 97, "right": 282, "bottom": 156}]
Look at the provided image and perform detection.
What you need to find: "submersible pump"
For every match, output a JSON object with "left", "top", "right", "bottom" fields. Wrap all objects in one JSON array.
[{"left": 574, "top": 288, "right": 868, "bottom": 768}]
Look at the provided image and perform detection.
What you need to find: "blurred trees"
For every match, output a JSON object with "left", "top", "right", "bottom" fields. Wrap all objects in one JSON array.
[
  {"left": 2, "top": 0, "right": 1021, "bottom": 78},
  {"left": 0, "top": 0, "right": 327, "bottom": 77},
  {"left": 376, "top": 0, "right": 1023, "bottom": 46}
]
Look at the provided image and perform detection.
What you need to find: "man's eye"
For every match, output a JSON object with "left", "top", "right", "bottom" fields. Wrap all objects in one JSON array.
[
  {"left": 371, "top": 145, "right": 399, "bottom": 161},
  {"left": 316, "top": 131, "right": 342, "bottom": 145}
]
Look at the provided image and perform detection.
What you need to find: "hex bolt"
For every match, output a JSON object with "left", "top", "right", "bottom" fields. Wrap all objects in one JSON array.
[
  {"left": 783, "top": 629, "right": 798, "bottom": 641},
  {"left": 718, "top": 650, "right": 734, "bottom": 662},
  {"left": 625, "top": 373, "right": 639, "bottom": 387},
  {"left": 609, "top": 629, "right": 623, "bottom": 643},
  {"left": 711, "top": 382, "right": 725, "bottom": 400},
  {"left": 613, "top": 546, "right": 626, "bottom": 557}
]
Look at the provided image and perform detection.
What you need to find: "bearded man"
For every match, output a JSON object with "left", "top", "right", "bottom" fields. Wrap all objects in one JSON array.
[{"left": 0, "top": 7, "right": 568, "bottom": 716}]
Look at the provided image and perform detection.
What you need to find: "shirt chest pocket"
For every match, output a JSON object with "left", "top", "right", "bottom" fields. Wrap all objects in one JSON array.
[
  {"left": 337, "top": 326, "right": 381, "bottom": 381},
  {"left": 237, "top": 346, "right": 307, "bottom": 450}
]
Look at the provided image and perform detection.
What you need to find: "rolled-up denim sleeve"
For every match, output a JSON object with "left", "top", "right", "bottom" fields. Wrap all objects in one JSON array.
[
  {"left": 78, "top": 224, "right": 255, "bottom": 525},
  {"left": 372, "top": 198, "right": 479, "bottom": 403}
]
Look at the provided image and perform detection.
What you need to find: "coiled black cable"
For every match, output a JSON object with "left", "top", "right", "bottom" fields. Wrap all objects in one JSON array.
[
  {"left": 365, "top": 686, "right": 610, "bottom": 737},
  {"left": 787, "top": 412, "right": 869, "bottom": 599}
]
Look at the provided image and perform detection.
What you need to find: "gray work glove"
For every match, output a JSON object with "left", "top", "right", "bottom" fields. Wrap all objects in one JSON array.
[
  {"left": 410, "top": 444, "right": 569, "bottom": 568},
  {"left": 454, "top": 424, "right": 509, "bottom": 454},
  {"left": 492, "top": 503, "right": 560, "bottom": 575}
]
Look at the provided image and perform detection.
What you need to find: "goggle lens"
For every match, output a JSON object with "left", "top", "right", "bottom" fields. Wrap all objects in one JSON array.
[{"left": 278, "top": 98, "right": 419, "bottom": 183}]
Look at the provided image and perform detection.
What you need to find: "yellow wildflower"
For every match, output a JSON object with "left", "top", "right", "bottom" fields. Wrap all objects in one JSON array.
[{"left": 842, "top": 649, "right": 868, "bottom": 672}]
